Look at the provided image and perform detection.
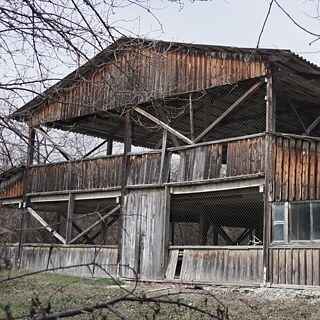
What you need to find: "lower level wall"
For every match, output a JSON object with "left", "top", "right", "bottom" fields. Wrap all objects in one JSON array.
[
  {"left": 166, "top": 246, "right": 263, "bottom": 284},
  {"left": 2, "top": 244, "right": 118, "bottom": 277},
  {"left": 269, "top": 247, "right": 320, "bottom": 286}
]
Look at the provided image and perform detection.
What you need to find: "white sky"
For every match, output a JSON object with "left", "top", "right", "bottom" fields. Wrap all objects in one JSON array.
[{"left": 119, "top": 0, "right": 320, "bottom": 66}]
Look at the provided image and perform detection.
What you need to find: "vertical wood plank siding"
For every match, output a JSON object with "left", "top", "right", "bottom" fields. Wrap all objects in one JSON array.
[
  {"left": 0, "top": 170, "right": 24, "bottom": 199},
  {"left": 270, "top": 248, "right": 320, "bottom": 286},
  {"left": 0, "top": 136, "right": 266, "bottom": 198},
  {"left": 173, "top": 137, "right": 265, "bottom": 182},
  {"left": 273, "top": 136, "right": 320, "bottom": 201},
  {"left": 166, "top": 247, "right": 263, "bottom": 284},
  {"left": 30, "top": 47, "right": 266, "bottom": 126},
  {"left": 226, "top": 137, "right": 265, "bottom": 176},
  {"left": 12, "top": 245, "right": 118, "bottom": 277},
  {"left": 127, "top": 153, "right": 171, "bottom": 185},
  {"left": 121, "top": 190, "right": 167, "bottom": 279},
  {"left": 29, "top": 156, "right": 123, "bottom": 193}
]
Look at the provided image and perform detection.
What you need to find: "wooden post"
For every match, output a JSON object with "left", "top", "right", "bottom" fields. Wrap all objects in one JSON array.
[
  {"left": 163, "top": 186, "right": 171, "bottom": 277},
  {"left": 263, "top": 73, "right": 276, "bottom": 286},
  {"left": 19, "top": 127, "right": 35, "bottom": 256},
  {"left": 55, "top": 212, "right": 62, "bottom": 243},
  {"left": 66, "top": 193, "right": 75, "bottom": 244},
  {"left": 189, "top": 93, "right": 195, "bottom": 143},
  {"left": 107, "top": 138, "right": 113, "bottom": 155},
  {"left": 158, "top": 129, "right": 167, "bottom": 184},
  {"left": 118, "top": 110, "right": 132, "bottom": 265}
]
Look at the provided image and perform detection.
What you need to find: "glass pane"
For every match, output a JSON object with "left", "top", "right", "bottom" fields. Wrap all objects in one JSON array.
[
  {"left": 273, "top": 224, "right": 284, "bottom": 241},
  {"left": 274, "top": 204, "right": 284, "bottom": 221},
  {"left": 313, "top": 203, "right": 320, "bottom": 239},
  {"left": 291, "top": 203, "right": 310, "bottom": 241}
]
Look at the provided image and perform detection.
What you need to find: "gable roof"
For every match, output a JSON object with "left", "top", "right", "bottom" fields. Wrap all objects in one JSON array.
[{"left": 10, "top": 37, "right": 320, "bottom": 123}]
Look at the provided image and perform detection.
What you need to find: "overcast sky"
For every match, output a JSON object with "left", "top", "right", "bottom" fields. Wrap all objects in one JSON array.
[{"left": 120, "top": 0, "right": 320, "bottom": 65}]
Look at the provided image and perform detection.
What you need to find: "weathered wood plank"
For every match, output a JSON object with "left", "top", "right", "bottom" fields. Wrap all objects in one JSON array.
[
  {"left": 288, "top": 139, "right": 296, "bottom": 201},
  {"left": 309, "top": 142, "right": 316, "bottom": 200},
  {"left": 301, "top": 141, "right": 310, "bottom": 201},
  {"left": 281, "top": 139, "right": 290, "bottom": 201},
  {"left": 275, "top": 138, "right": 283, "bottom": 201},
  {"left": 295, "top": 140, "right": 303, "bottom": 201}
]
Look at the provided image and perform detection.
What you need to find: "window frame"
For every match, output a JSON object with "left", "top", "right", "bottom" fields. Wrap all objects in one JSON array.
[{"left": 272, "top": 201, "right": 320, "bottom": 244}]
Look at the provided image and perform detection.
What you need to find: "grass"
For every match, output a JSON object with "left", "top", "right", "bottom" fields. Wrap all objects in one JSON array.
[
  {"left": 0, "top": 270, "right": 123, "bottom": 319},
  {"left": 2, "top": 270, "right": 320, "bottom": 319}
]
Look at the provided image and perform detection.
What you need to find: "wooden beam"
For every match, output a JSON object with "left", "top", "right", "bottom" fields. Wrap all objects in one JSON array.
[
  {"left": 87, "top": 216, "right": 119, "bottom": 243},
  {"left": 194, "top": 81, "right": 264, "bottom": 143},
  {"left": 19, "top": 127, "right": 35, "bottom": 255},
  {"left": 306, "top": 115, "right": 320, "bottom": 135},
  {"left": 59, "top": 212, "right": 92, "bottom": 243},
  {"left": 118, "top": 111, "right": 132, "bottom": 263},
  {"left": 285, "top": 94, "right": 307, "bottom": 134},
  {"left": 264, "top": 74, "right": 275, "bottom": 286},
  {"left": 83, "top": 139, "right": 108, "bottom": 158},
  {"left": 215, "top": 226, "right": 234, "bottom": 245},
  {"left": 189, "top": 93, "right": 195, "bottom": 142},
  {"left": 158, "top": 129, "right": 168, "bottom": 184},
  {"left": 234, "top": 228, "right": 252, "bottom": 245},
  {"left": 69, "top": 205, "right": 120, "bottom": 244},
  {"left": 107, "top": 138, "right": 113, "bottom": 155},
  {"left": 65, "top": 193, "right": 75, "bottom": 243},
  {"left": 35, "top": 127, "right": 74, "bottom": 161},
  {"left": 170, "top": 134, "right": 180, "bottom": 147},
  {"left": 134, "top": 107, "right": 192, "bottom": 145},
  {"left": 27, "top": 207, "right": 66, "bottom": 244}
]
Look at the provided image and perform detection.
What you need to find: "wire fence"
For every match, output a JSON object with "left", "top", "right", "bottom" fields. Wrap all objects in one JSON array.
[{"left": 170, "top": 187, "right": 264, "bottom": 246}]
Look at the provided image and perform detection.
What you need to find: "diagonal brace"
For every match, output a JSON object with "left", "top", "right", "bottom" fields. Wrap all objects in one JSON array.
[
  {"left": 68, "top": 204, "right": 120, "bottom": 244},
  {"left": 134, "top": 107, "right": 192, "bottom": 145},
  {"left": 194, "top": 81, "right": 263, "bottom": 143},
  {"left": 27, "top": 207, "right": 66, "bottom": 244},
  {"left": 35, "top": 127, "right": 74, "bottom": 160}
]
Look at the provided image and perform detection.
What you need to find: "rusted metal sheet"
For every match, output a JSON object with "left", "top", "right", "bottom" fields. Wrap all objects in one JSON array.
[
  {"left": 273, "top": 136, "right": 320, "bottom": 201},
  {"left": 29, "top": 155, "right": 123, "bottom": 193},
  {"left": 167, "top": 247, "right": 263, "bottom": 283},
  {"left": 28, "top": 44, "right": 267, "bottom": 127},
  {"left": 270, "top": 247, "right": 320, "bottom": 286},
  {"left": 226, "top": 137, "right": 265, "bottom": 177}
]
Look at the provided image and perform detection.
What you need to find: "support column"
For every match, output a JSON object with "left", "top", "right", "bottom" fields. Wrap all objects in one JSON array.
[
  {"left": 66, "top": 193, "right": 75, "bottom": 244},
  {"left": 118, "top": 111, "right": 132, "bottom": 265},
  {"left": 107, "top": 138, "right": 113, "bottom": 155},
  {"left": 263, "top": 72, "right": 276, "bottom": 286},
  {"left": 19, "top": 127, "right": 35, "bottom": 255}
]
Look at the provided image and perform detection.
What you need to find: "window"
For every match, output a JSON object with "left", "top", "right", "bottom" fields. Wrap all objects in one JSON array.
[
  {"left": 273, "top": 203, "right": 285, "bottom": 241},
  {"left": 272, "top": 201, "right": 320, "bottom": 243},
  {"left": 291, "top": 203, "right": 310, "bottom": 241}
]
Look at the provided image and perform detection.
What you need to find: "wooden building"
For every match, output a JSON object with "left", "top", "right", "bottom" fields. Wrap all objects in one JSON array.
[{"left": 2, "top": 37, "right": 320, "bottom": 286}]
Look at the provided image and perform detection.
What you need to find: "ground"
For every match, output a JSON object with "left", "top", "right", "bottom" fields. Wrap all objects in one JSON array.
[{"left": 1, "top": 270, "right": 320, "bottom": 319}]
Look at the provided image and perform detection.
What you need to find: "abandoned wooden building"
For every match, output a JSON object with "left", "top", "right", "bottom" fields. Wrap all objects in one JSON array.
[{"left": 2, "top": 37, "right": 320, "bottom": 286}]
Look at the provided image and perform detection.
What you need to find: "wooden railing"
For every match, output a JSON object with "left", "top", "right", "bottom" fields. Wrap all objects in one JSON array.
[
  {"left": 0, "top": 134, "right": 267, "bottom": 198},
  {"left": 29, "top": 155, "right": 123, "bottom": 193},
  {"left": 169, "top": 134, "right": 265, "bottom": 183}
]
